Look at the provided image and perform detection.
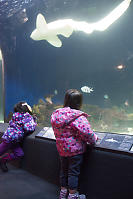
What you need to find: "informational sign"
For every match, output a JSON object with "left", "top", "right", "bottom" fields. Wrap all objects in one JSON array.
[
  {"left": 36, "top": 128, "right": 133, "bottom": 153},
  {"left": 97, "top": 133, "right": 133, "bottom": 152},
  {"left": 36, "top": 127, "right": 55, "bottom": 140}
]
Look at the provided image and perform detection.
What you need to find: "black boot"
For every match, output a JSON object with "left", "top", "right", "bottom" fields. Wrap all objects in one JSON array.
[{"left": 0, "top": 159, "right": 8, "bottom": 172}]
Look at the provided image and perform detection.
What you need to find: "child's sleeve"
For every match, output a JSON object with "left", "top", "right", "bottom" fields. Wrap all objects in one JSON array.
[
  {"left": 71, "top": 115, "right": 98, "bottom": 144},
  {"left": 22, "top": 115, "right": 37, "bottom": 132}
]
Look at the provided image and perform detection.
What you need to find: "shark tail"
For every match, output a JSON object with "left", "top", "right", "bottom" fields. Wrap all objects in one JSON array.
[{"left": 30, "top": 29, "right": 42, "bottom": 40}]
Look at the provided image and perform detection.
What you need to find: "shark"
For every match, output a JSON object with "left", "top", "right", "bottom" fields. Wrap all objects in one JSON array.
[
  {"left": 30, "top": 14, "right": 74, "bottom": 47},
  {"left": 105, "top": 138, "right": 119, "bottom": 143},
  {"left": 30, "top": 0, "right": 132, "bottom": 47}
]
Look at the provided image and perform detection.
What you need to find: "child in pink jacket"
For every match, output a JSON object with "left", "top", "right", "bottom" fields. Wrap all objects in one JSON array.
[{"left": 51, "top": 89, "right": 98, "bottom": 199}]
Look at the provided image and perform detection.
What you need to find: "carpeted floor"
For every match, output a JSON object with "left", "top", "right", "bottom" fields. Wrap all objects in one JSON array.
[{"left": 0, "top": 164, "right": 58, "bottom": 199}]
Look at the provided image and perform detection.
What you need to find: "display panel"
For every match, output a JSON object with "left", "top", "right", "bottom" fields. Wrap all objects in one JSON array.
[
  {"left": 36, "top": 127, "right": 133, "bottom": 152},
  {"left": 1, "top": 0, "right": 133, "bottom": 134}
]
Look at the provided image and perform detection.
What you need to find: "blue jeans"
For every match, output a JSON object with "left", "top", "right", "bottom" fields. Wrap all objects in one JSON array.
[{"left": 60, "top": 154, "right": 83, "bottom": 190}]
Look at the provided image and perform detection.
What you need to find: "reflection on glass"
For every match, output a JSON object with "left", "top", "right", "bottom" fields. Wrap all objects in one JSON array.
[
  {"left": 0, "top": 49, "right": 4, "bottom": 123},
  {"left": 2, "top": 0, "right": 133, "bottom": 135}
]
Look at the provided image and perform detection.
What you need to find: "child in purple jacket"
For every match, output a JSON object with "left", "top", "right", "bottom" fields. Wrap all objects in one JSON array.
[
  {"left": 0, "top": 101, "right": 37, "bottom": 172},
  {"left": 51, "top": 89, "right": 98, "bottom": 199}
]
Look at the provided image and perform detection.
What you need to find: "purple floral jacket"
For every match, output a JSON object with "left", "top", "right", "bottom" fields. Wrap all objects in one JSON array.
[
  {"left": 2, "top": 112, "right": 37, "bottom": 143},
  {"left": 51, "top": 107, "right": 97, "bottom": 157}
]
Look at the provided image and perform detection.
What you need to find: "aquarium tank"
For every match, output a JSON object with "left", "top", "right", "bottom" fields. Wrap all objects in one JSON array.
[
  {"left": 0, "top": 50, "right": 4, "bottom": 122},
  {"left": 0, "top": 0, "right": 133, "bottom": 134}
]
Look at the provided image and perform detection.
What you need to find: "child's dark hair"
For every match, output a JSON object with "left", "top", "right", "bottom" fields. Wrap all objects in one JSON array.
[
  {"left": 14, "top": 101, "right": 32, "bottom": 115},
  {"left": 64, "top": 89, "right": 83, "bottom": 110}
]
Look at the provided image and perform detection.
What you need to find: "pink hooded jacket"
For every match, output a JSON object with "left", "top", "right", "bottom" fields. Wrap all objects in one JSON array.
[{"left": 51, "top": 107, "right": 97, "bottom": 157}]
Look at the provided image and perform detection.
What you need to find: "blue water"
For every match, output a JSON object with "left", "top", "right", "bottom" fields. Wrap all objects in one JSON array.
[{"left": 2, "top": 0, "right": 133, "bottom": 117}]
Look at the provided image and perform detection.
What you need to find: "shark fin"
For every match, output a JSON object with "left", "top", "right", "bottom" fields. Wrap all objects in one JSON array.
[
  {"left": 30, "top": 29, "right": 44, "bottom": 40},
  {"left": 36, "top": 13, "right": 47, "bottom": 32},
  {"left": 47, "top": 36, "right": 62, "bottom": 47}
]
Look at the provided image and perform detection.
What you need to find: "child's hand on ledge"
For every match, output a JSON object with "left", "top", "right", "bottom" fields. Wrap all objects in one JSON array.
[
  {"left": 33, "top": 114, "right": 37, "bottom": 122},
  {"left": 87, "top": 136, "right": 99, "bottom": 146}
]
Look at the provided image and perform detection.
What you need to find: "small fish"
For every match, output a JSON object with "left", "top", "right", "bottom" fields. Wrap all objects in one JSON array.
[
  {"left": 104, "top": 94, "right": 109, "bottom": 99},
  {"left": 54, "top": 89, "right": 58, "bottom": 95},
  {"left": 45, "top": 97, "right": 53, "bottom": 104},
  {"left": 105, "top": 138, "right": 119, "bottom": 143},
  {"left": 116, "top": 64, "right": 125, "bottom": 70},
  {"left": 124, "top": 100, "right": 129, "bottom": 106},
  {"left": 81, "top": 86, "right": 94, "bottom": 93},
  {"left": 45, "top": 94, "right": 53, "bottom": 104}
]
